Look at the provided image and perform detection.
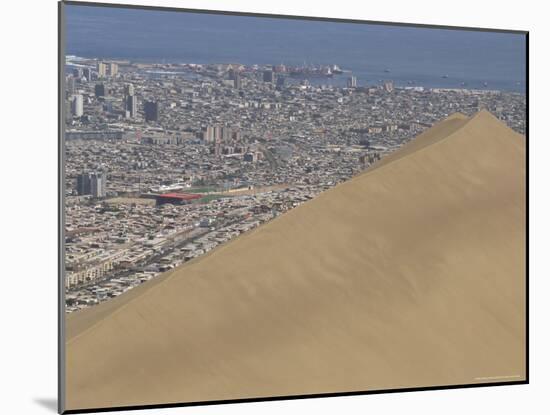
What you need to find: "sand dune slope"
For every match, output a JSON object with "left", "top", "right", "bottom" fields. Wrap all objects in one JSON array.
[{"left": 65, "top": 110, "right": 526, "bottom": 410}]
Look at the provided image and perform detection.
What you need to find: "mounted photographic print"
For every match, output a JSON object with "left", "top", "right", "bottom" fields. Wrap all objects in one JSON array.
[{"left": 59, "top": 1, "right": 528, "bottom": 413}]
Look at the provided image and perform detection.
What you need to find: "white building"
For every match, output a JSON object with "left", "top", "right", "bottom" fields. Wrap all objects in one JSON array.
[{"left": 71, "top": 94, "right": 83, "bottom": 117}]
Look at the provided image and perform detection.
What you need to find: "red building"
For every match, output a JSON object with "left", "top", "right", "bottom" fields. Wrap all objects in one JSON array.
[{"left": 155, "top": 193, "right": 202, "bottom": 206}]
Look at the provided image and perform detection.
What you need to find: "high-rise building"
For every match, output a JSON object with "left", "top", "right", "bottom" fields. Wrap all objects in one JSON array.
[
  {"left": 70, "top": 94, "right": 83, "bottom": 117},
  {"left": 109, "top": 62, "right": 118, "bottom": 77},
  {"left": 203, "top": 125, "right": 214, "bottom": 143},
  {"left": 76, "top": 173, "right": 91, "bottom": 195},
  {"left": 213, "top": 126, "right": 222, "bottom": 144},
  {"left": 97, "top": 62, "right": 107, "bottom": 78},
  {"left": 276, "top": 76, "right": 286, "bottom": 90},
  {"left": 125, "top": 95, "right": 137, "bottom": 118},
  {"left": 91, "top": 172, "right": 107, "bottom": 198},
  {"left": 217, "top": 126, "right": 229, "bottom": 142},
  {"left": 124, "top": 84, "right": 135, "bottom": 96},
  {"left": 228, "top": 69, "right": 242, "bottom": 89},
  {"left": 67, "top": 76, "right": 76, "bottom": 94},
  {"left": 347, "top": 76, "right": 357, "bottom": 88},
  {"left": 144, "top": 101, "right": 159, "bottom": 122},
  {"left": 95, "top": 83, "right": 106, "bottom": 97},
  {"left": 203, "top": 125, "right": 240, "bottom": 143},
  {"left": 233, "top": 73, "right": 242, "bottom": 89},
  {"left": 124, "top": 84, "right": 136, "bottom": 118},
  {"left": 82, "top": 68, "right": 92, "bottom": 82},
  {"left": 64, "top": 100, "right": 71, "bottom": 122},
  {"left": 263, "top": 70, "right": 275, "bottom": 83},
  {"left": 77, "top": 172, "right": 107, "bottom": 198}
]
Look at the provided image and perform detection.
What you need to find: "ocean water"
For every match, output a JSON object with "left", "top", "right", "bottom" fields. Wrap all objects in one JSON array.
[{"left": 65, "top": 5, "right": 526, "bottom": 92}]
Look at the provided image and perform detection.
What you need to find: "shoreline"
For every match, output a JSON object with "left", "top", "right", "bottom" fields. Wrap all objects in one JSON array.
[{"left": 65, "top": 55, "right": 526, "bottom": 94}]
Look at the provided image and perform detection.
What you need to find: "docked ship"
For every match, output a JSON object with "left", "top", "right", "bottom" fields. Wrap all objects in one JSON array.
[{"left": 330, "top": 64, "right": 344, "bottom": 74}]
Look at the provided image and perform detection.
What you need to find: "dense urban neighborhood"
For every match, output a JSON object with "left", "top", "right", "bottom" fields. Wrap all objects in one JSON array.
[{"left": 64, "top": 57, "right": 526, "bottom": 312}]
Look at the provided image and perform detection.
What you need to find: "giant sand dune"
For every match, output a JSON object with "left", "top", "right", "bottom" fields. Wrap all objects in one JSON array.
[{"left": 65, "top": 110, "right": 526, "bottom": 411}]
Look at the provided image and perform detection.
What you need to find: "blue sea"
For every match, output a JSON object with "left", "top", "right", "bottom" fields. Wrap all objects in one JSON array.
[{"left": 65, "top": 5, "right": 526, "bottom": 92}]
